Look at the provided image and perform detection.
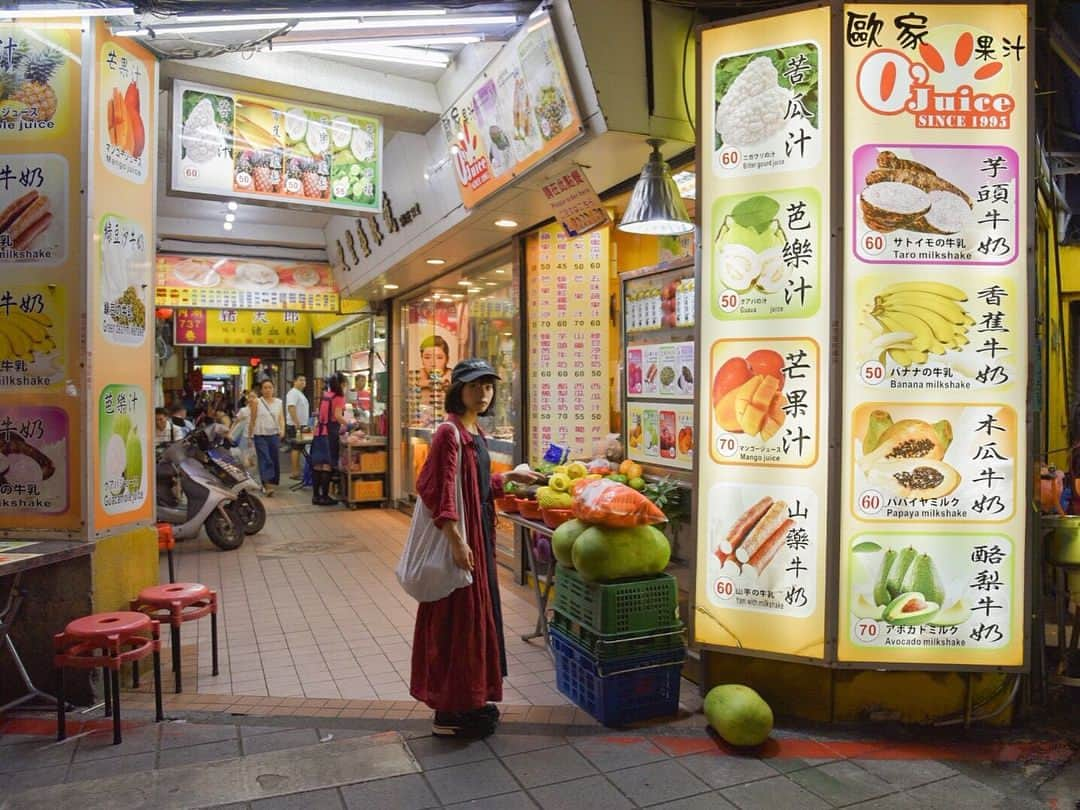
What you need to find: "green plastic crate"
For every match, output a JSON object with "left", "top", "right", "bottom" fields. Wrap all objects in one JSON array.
[
  {"left": 551, "top": 610, "right": 684, "bottom": 661},
  {"left": 553, "top": 565, "right": 679, "bottom": 635}
]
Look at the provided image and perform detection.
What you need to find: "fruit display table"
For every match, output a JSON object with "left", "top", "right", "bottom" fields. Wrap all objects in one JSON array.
[{"left": 497, "top": 511, "right": 556, "bottom": 655}]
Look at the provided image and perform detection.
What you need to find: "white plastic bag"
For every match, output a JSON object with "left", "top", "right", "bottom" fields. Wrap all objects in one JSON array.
[{"left": 396, "top": 427, "right": 473, "bottom": 602}]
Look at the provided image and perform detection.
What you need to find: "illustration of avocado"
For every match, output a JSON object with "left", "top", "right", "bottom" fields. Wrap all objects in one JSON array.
[
  {"left": 883, "top": 591, "right": 940, "bottom": 625},
  {"left": 899, "top": 553, "right": 945, "bottom": 606},
  {"left": 853, "top": 593, "right": 885, "bottom": 621},
  {"left": 113, "top": 412, "right": 133, "bottom": 443},
  {"left": 884, "top": 546, "right": 918, "bottom": 603},
  {"left": 929, "top": 597, "right": 968, "bottom": 627},
  {"left": 873, "top": 548, "right": 896, "bottom": 606},
  {"left": 125, "top": 435, "right": 142, "bottom": 495}
]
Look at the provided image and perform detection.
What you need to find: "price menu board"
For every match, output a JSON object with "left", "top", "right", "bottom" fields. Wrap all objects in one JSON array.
[
  {"left": 526, "top": 223, "right": 610, "bottom": 463},
  {"left": 696, "top": 7, "right": 833, "bottom": 660},
  {"left": 838, "top": 4, "right": 1029, "bottom": 668}
]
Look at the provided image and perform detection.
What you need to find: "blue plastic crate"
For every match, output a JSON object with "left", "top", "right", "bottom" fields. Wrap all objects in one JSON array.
[{"left": 550, "top": 627, "right": 684, "bottom": 727}]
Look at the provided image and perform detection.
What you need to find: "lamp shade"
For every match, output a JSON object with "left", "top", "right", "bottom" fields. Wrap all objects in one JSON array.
[{"left": 618, "top": 139, "right": 694, "bottom": 235}]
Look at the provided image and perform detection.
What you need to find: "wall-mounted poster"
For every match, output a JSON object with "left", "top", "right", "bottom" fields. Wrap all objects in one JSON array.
[{"left": 156, "top": 254, "right": 339, "bottom": 312}]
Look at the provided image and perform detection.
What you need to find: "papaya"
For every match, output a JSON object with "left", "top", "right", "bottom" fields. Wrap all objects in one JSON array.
[
  {"left": 861, "top": 410, "right": 894, "bottom": 455},
  {"left": 571, "top": 524, "right": 670, "bottom": 582},
  {"left": 867, "top": 458, "right": 960, "bottom": 499},
  {"left": 704, "top": 684, "right": 773, "bottom": 747},
  {"left": 860, "top": 418, "right": 952, "bottom": 468}
]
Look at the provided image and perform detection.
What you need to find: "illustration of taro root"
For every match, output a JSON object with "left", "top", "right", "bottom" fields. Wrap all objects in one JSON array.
[
  {"left": 714, "top": 496, "right": 792, "bottom": 574},
  {"left": 0, "top": 430, "right": 55, "bottom": 484},
  {"left": 0, "top": 190, "right": 53, "bottom": 251},
  {"left": 860, "top": 151, "right": 974, "bottom": 235}
]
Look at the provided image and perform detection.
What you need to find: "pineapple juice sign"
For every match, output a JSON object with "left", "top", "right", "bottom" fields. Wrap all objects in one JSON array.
[
  {"left": 695, "top": 7, "right": 832, "bottom": 660},
  {"left": 839, "top": 5, "right": 1029, "bottom": 668},
  {"left": 170, "top": 80, "right": 382, "bottom": 214}
]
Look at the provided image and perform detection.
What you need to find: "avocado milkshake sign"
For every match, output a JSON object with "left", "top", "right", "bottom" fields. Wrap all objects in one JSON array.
[{"left": 839, "top": 4, "right": 1028, "bottom": 668}]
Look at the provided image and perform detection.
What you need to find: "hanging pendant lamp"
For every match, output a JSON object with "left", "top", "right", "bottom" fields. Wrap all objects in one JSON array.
[{"left": 617, "top": 138, "right": 694, "bottom": 235}]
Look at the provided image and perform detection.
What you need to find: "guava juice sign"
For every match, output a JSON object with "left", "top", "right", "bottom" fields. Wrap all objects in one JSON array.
[{"left": 847, "top": 7, "right": 1023, "bottom": 130}]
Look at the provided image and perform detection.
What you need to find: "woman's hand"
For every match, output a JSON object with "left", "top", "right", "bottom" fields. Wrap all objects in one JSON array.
[
  {"left": 503, "top": 469, "right": 545, "bottom": 485},
  {"left": 450, "top": 538, "right": 474, "bottom": 572}
]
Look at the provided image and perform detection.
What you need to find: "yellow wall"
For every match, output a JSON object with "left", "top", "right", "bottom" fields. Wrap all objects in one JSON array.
[
  {"left": 1046, "top": 220, "right": 1079, "bottom": 468},
  {"left": 92, "top": 526, "right": 159, "bottom": 612}
]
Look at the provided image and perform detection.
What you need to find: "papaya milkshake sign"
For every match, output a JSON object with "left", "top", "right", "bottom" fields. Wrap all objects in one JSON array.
[
  {"left": 838, "top": 4, "right": 1029, "bottom": 668},
  {"left": 695, "top": 7, "right": 832, "bottom": 661}
]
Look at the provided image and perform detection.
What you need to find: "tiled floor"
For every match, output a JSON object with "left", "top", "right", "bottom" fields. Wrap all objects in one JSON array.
[{"left": 167, "top": 486, "right": 571, "bottom": 707}]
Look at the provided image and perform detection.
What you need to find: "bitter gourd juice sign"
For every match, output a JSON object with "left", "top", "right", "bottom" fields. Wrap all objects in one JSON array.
[
  {"left": 695, "top": 7, "right": 832, "bottom": 660},
  {"left": 839, "top": 5, "right": 1028, "bottom": 667}
]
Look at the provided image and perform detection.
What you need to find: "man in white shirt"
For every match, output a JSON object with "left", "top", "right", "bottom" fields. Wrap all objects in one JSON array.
[{"left": 285, "top": 375, "right": 309, "bottom": 479}]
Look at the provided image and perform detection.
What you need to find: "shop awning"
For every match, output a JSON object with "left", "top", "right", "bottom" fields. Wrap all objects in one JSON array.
[{"left": 155, "top": 253, "right": 340, "bottom": 312}]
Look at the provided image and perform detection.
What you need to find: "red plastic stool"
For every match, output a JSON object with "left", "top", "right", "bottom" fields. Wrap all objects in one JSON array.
[
  {"left": 54, "top": 611, "right": 164, "bottom": 745},
  {"left": 157, "top": 523, "right": 176, "bottom": 583},
  {"left": 130, "top": 583, "right": 217, "bottom": 694}
]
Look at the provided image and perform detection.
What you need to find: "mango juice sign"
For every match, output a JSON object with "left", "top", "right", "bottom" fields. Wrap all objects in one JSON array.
[
  {"left": 695, "top": 6, "right": 832, "bottom": 661},
  {"left": 839, "top": 5, "right": 1028, "bottom": 669}
]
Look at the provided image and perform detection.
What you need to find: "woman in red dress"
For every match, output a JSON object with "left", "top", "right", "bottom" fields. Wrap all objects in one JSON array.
[{"left": 411, "top": 359, "right": 540, "bottom": 738}]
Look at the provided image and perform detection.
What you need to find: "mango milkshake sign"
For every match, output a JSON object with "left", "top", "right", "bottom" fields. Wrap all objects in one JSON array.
[
  {"left": 839, "top": 5, "right": 1029, "bottom": 668},
  {"left": 695, "top": 6, "right": 832, "bottom": 661}
]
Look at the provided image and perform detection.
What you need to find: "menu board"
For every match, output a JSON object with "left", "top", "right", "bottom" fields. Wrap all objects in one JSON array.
[
  {"left": 696, "top": 8, "right": 832, "bottom": 660},
  {"left": 526, "top": 223, "right": 610, "bottom": 462},
  {"left": 170, "top": 80, "right": 382, "bottom": 213},
  {"left": 0, "top": 21, "right": 84, "bottom": 532},
  {"left": 838, "top": 5, "right": 1028, "bottom": 668},
  {"left": 174, "top": 309, "right": 312, "bottom": 348},
  {"left": 627, "top": 401, "right": 694, "bottom": 471},
  {"left": 442, "top": 10, "right": 582, "bottom": 209},
  {"left": 156, "top": 254, "right": 339, "bottom": 312},
  {"left": 90, "top": 24, "right": 157, "bottom": 534}
]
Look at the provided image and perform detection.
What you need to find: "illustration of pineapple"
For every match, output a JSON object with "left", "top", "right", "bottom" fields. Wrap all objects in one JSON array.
[
  {"left": 284, "top": 157, "right": 302, "bottom": 194},
  {"left": 252, "top": 152, "right": 275, "bottom": 193},
  {"left": 300, "top": 159, "right": 323, "bottom": 198},
  {"left": 12, "top": 48, "right": 62, "bottom": 121}
]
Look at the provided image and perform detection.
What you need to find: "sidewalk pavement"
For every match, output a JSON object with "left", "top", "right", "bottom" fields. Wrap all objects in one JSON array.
[{"left": 0, "top": 705, "right": 1075, "bottom": 809}]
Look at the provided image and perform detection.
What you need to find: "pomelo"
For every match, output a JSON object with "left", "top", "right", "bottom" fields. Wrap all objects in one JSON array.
[
  {"left": 704, "top": 684, "right": 773, "bottom": 747},
  {"left": 571, "top": 524, "right": 670, "bottom": 582},
  {"left": 551, "top": 518, "right": 588, "bottom": 568}
]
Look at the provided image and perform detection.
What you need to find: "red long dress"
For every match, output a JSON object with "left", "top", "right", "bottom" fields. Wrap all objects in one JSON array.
[{"left": 410, "top": 416, "right": 504, "bottom": 712}]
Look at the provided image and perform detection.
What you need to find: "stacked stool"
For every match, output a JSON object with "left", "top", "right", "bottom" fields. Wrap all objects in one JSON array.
[
  {"left": 131, "top": 582, "right": 218, "bottom": 694},
  {"left": 157, "top": 523, "right": 176, "bottom": 583},
  {"left": 54, "top": 611, "right": 164, "bottom": 745}
]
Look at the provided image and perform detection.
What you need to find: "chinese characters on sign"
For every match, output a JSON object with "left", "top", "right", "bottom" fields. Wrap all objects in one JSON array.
[
  {"left": 98, "top": 384, "right": 147, "bottom": 515},
  {"left": 539, "top": 166, "right": 609, "bottom": 238},
  {"left": 0, "top": 406, "right": 68, "bottom": 514},
  {"left": 173, "top": 308, "right": 312, "bottom": 348},
  {"left": 526, "top": 224, "right": 610, "bottom": 462},
  {"left": 840, "top": 4, "right": 1028, "bottom": 668}
]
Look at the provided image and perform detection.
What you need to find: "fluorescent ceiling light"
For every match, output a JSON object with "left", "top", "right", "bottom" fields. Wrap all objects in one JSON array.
[
  {"left": 272, "top": 42, "right": 449, "bottom": 67},
  {"left": 457, "top": 281, "right": 472, "bottom": 286},
  {"left": 115, "top": 21, "right": 282, "bottom": 36},
  {"left": 175, "top": 9, "right": 449, "bottom": 24},
  {"left": 383, "top": 283, "right": 399, "bottom": 290},
  {"left": 426, "top": 258, "right": 445, "bottom": 265},
  {"left": 494, "top": 218, "right": 518, "bottom": 228},
  {"left": 223, "top": 221, "right": 233, "bottom": 231},
  {"left": 280, "top": 34, "right": 481, "bottom": 48},
  {"left": 225, "top": 213, "right": 235, "bottom": 223},
  {"left": 294, "top": 14, "right": 516, "bottom": 32},
  {"left": 227, "top": 201, "right": 238, "bottom": 211},
  {"left": 2, "top": 4, "right": 132, "bottom": 18}
]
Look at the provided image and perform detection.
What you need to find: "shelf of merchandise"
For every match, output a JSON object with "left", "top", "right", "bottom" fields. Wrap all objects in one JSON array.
[{"left": 340, "top": 436, "right": 388, "bottom": 508}]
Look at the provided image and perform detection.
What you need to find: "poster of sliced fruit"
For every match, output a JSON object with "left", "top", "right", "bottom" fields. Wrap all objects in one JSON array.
[
  {"left": 712, "top": 40, "right": 822, "bottom": 177},
  {"left": 0, "top": 284, "right": 65, "bottom": 389},
  {"left": 0, "top": 24, "right": 80, "bottom": 141},
  {"left": 696, "top": 6, "right": 832, "bottom": 660},
  {"left": 627, "top": 401, "right": 693, "bottom": 471},
  {"left": 99, "top": 39, "right": 149, "bottom": 183},
  {"left": 98, "top": 384, "right": 146, "bottom": 516},
  {"left": 0, "top": 405, "right": 68, "bottom": 514},
  {"left": 840, "top": 532, "right": 1022, "bottom": 666},
  {"left": 0, "top": 154, "right": 67, "bottom": 265},
  {"left": 853, "top": 145, "right": 1019, "bottom": 266},
  {"left": 840, "top": 5, "right": 1028, "bottom": 668},
  {"left": 171, "top": 80, "right": 381, "bottom": 213},
  {"left": 711, "top": 188, "right": 822, "bottom": 320},
  {"left": 627, "top": 342, "right": 694, "bottom": 399},
  {"left": 155, "top": 254, "right": 339, "bottom": 313}
]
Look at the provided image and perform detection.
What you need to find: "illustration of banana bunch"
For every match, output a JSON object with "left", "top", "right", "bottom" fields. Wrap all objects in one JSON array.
[
  {"left": 862, "top": 281, "right": 974, "bottom": 367},
  {"left": 0, "top": 309, "right": 53, "bottom": 362}
]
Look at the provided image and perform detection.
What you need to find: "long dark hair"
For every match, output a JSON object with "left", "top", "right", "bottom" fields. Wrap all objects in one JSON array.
[
  {"left": 445, "top": 376, "right": 496, "bottom": 417},
  {"left": 324, "top": 372, "right": 345, "bottom": 397}
]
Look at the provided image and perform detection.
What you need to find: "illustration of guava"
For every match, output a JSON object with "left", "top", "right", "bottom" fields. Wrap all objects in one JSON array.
[{"left": 104, "top": 433, "right": 127, "bottom": 496}]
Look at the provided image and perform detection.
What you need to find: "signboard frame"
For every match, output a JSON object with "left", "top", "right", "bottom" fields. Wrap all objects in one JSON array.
[
  {"left": 168, "top": 79, "right": 383, "bottom": 215},
  {"left": 692, "top": 0, "right": 1032, "bottom": 673}
]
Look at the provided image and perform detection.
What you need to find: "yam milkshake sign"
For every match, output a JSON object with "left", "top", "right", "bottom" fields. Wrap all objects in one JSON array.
[
  {"left": 695, "top": 7, "right": 832, "bottom": 660},
  {"left": 839, "top": 4, "right": 1028, "bottom": 668}
]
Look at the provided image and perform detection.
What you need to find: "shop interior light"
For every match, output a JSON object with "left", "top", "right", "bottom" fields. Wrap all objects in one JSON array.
[
  {"left": 227, "top": 201, "right": 238, "bottom": 211},
  {"left": 494, "top": 268, "right": 505, "bottom": 274},
  {"left": 225, "top": 213, "right": 235, "bottom": 223},
  {"left": 618, "top": 138, "right": 694, "bottom": 236},
  {"left": 467, "top": 287, "right": 481, "bottom": 293},
  {"left": 383, "top": 283, "right": 399, "bottom": 290},
  {"left": 293, "top": 14, "right": 517, "bottom": 32},
  {"left": 485, "top": 282, "right": 497, "bottom": 286},
  {"left": 271, "top": 42, "right": 449, "bottom": 67},
  {"left": 270, "top": 35, "right": 481, "bottom": 48},
  {"left": 493, "top": 218, "right": 518, "bottom": 228},
  {"left": 115, "top": 21, "right": 283, "bottom": 36},
  {"left": 174, "top": 9, "right": 450, "bottom": 24},
  {"left": 426, "top": 258, "right": 445, "bottom": 265},
  {"left": 457, "top": 281, "right": 471, "bottom": 286},
  {"left": 223, "top": 221, "right": 233, "bottom": 231},
  {"left": 2, "top": 4, "right": 133, "bottom": 18}
]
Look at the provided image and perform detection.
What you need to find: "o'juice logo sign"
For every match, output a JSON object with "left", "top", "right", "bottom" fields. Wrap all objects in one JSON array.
[{"left": 847, "top": 10, "right": 1025, "bottom": 130}]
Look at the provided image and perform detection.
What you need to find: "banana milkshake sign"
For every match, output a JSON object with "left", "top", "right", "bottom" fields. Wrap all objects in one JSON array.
[{"left": 839, "top": 4, "right": 1028, "bottom": 668}]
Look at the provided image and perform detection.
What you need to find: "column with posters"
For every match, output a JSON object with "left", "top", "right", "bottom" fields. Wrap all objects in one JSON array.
[
  {"left": 526, "top": 223, "right": 610, "bottom": 464},
  {"left": 695, "top": 8, "right": 832, "bottom": 659},
  {"left": 0, "top": 19, "right": 83, "bottom": 531},
  {"left": 838, "top": 5, "right": 1028, "bottom": 667},
  {"left": 88, "top": 22, "right": 157, "bottom": 534}
]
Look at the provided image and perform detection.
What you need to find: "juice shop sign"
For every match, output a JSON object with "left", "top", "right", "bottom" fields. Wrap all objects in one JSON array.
[{"left": 855, "top": 35, "right": 1016, "bottom": 129}]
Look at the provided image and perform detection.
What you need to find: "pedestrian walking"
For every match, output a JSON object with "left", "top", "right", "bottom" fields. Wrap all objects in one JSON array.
[
  {"left": 285, "top": 374, "right": 310, "bottom": 479},
  {"left": 249, "top": 380, "right": 285, "bottom": 496},
  {"left": 309, "top": 372, "right": 347, "bottom": 506}
]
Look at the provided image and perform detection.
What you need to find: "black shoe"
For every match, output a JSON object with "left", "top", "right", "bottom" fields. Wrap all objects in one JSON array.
[
  {"left": 432, "top": 711, "right": 496, "bottom": 739},
  {"left": 477, "top": 703, "right": 500, "bottom": 720}
]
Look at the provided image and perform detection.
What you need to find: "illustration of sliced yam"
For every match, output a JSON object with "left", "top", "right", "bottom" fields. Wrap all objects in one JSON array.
[
  {"left": 860, "top": 182, "right": 930, "bottom": 233},
  {"left": 917, "top": 190, "right": 976, "bottom": 235}
]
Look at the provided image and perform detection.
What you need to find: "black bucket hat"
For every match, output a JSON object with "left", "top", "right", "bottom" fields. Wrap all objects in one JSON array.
[{"left": 451, "top": 358, "right": 501, "bottom": 385}]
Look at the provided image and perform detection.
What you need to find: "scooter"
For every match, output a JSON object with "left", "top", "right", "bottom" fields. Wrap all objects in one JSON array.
[
  {"left": 199, "top": 426, "right": 266, "bottom": 535},
  {"left": 156, "top": 433, "right": 245, "bottom": 551}
]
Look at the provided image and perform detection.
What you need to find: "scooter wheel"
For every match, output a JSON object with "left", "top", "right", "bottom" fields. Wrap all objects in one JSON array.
[
  {"left": 205, "top": 506, "right": 245, "bottom": 550},
  {"left": 237, "top": 491, "right": 267, "bottom": 535}
]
